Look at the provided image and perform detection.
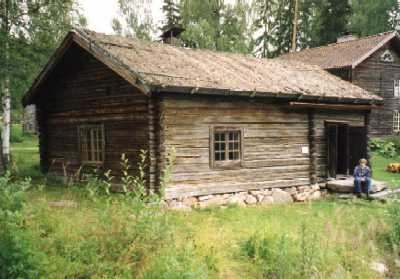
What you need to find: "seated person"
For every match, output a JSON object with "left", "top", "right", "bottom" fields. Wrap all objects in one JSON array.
[{"left": 354, "top": 158, "right": 371, "bottom": 198}]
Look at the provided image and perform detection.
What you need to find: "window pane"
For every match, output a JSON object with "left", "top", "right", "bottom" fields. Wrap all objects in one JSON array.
[{"left": 213, "top": 130, "right": 241, "bottom": 163}]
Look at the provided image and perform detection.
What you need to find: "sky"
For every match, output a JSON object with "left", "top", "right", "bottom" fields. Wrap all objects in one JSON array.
[{"left": 80, "top": 0, "right": 164, "bottom": 34}]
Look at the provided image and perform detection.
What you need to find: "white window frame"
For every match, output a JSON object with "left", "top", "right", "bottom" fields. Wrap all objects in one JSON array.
[
  {"left": 394, "top": 111, "right": 400, "bottom": 133},
  {"left": 210, "top": 127, "right": 244, "bottom": 169},
  {"left": 78, "top": 124, "right": 105, "bottom": 165},
  {"left": 394, "top": 80, "right": 400, "bottom": 98}
]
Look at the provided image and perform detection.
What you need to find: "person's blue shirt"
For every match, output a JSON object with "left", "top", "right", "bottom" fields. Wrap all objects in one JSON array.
[{"left": 353, "top": 165, "right": 371, "bottom": 179}]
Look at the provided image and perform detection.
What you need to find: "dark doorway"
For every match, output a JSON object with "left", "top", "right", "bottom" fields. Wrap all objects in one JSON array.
[
  {"left": 349, "top": 127, "right": 367, "bottom": 174},
  {"left": 327, "top": 123, "right": 349, "bottom": 178},
  {"left": 326, "top": 123, "right": 367, "bottom": 178}
]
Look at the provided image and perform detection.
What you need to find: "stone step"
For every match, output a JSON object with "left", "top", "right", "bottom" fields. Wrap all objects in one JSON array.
[
  {"left": 326, "top": 178, "right": 388, "bottom": 194},
  {"left": 370, "top": 188, "right": 400, "bottom": 200}
]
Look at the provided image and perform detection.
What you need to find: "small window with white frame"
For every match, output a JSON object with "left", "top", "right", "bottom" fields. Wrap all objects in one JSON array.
[
  {"left": 394, "top": 80, "right": 400, "bottom": 97},
  {"left": 211, "top": 127, "right": 243, "bottom": 169},
  {"left": 78, "top": 124, "right": 105, "bottom": 165},
  {"left": 394, "top": 111, "right": 400, "bottom": 133}
]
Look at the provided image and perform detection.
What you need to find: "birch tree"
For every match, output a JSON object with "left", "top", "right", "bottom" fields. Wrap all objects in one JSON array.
[
  {"left": 0, "top": 0, "right": 85, "bottom": 168},
  {"left": 112, "top": 0, "right": 155, "bottom": 40}
]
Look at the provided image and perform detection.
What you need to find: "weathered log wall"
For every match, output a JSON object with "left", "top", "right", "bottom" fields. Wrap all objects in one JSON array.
[
  {"left": 159, "top": 95, "right": 367, "bottom": 199},
  {"left": 352, "top": 42, "right": 400, "bottom": 137},
  {"left": 36, "top": 43, "right": 149, "bottom": 179}
]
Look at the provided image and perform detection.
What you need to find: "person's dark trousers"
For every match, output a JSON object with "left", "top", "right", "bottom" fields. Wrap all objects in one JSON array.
[{"left": 354, "top": 178, "right": 371, "bottom": 197}]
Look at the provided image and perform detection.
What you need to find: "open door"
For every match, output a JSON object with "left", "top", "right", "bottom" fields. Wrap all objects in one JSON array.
[
  {"left": 349, "top": 127, "right": 367, "bottom": 174},
  {"left": 327, "top": 123, "right": 367, "bottom": 178}
]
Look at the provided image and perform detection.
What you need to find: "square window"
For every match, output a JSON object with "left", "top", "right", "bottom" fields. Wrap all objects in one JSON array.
[{"left": 211, "top": 129, "right": 242, "bottom": 168}]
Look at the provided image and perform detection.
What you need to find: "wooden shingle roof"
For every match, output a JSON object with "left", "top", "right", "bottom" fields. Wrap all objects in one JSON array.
[
  {"left": 280, "top": 31, "right": 399, "bottom": 69},
  {"left": 23, "top": 29, "right": 383, "bottom": 106}
]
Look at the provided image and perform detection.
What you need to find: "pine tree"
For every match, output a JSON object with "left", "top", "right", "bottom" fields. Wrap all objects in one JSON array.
[
  {"left": 273, "top": 0, "right": 294, "bottom": 56},
  {"left": 161, "top": 0, "right": 181, "bottom": 33},
  {"left": 351, "top": 0, "right": 397, "bottom": 36},
  {"left": 253, "top": 0, "right": 277, "bottom": 58},
  {"left": 316, "top": 0, "right": 351, "bottom": 45}
]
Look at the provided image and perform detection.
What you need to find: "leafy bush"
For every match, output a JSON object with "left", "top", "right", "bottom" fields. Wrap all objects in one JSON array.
[
  {"left": 370, "top": 138, "right": 397, "bottom": 158},
  {"left": 0, "top": 174, "right": 47, "bottom": 278}
]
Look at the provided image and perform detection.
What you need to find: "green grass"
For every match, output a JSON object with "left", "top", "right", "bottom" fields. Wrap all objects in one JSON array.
[
  {"left": 7, "top": 131, "right": 400, "bottom": 277},
  {"left": 21, "top": 189, "right": 399, "bottom": 278},
  {"left": 372, "top": 152, "right": 400, "bottom": 187},
  {"left": 10, "top": 124, "right": 41, "bottom": 179}
]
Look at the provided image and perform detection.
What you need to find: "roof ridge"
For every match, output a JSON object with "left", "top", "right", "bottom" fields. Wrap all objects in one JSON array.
[
  {"left": 75, "top": 28, "right": 265, "bottom": 61},
  {"left": 327, "top": 30, "right": 395, "bottom": 46},
  {"left": 284, "top": 30, "right": 396, "bottom": 56}
]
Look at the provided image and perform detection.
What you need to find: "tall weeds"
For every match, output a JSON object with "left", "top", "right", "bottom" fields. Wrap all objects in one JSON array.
[{"left": 0, "top": 173, "right": 46, "bottom": 278}]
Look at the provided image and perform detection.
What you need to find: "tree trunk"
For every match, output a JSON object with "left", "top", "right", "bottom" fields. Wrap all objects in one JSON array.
[
  {"left": 2, "top": 0, "right": 11, "bottom": 167},
  {"left": 2, "top": 64, "right": 10, "bottom": 166},
  {"left": 291, "top": 0, "right": 299, "bottom": 52}
]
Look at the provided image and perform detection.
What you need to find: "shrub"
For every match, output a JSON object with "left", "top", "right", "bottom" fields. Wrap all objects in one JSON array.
[
  {"left": 0, "top": 174, "right": 47, "bottom": 278},
  {"left": 370, "top": 138, "right": 397, "bottom": 158}
]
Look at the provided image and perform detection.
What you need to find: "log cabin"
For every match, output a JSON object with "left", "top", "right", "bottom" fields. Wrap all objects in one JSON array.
[
  {"left": 23, "top": 29, "right": 383, "bottom": 204},
  {"left": 280, "top": 31, "right": 400, "bottom": 138}
]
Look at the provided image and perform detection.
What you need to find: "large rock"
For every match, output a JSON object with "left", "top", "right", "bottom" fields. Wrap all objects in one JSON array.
[
  {"left": 326, "top": 178, "right": 354, "bottom": 193},
  {"left": 327, "top": 178, "right": 388, "bottom": 194},
  {"left": 182, "top": 197, "right": 198, "bottom": 207},
  {"left": 245, "top": 195, "right": 257, "bottom": 205},
  {"left": 261, "top": 196, "right": 274, "bottom": 205},
  {"left": 370, "top": 261, "right": 388, "bottom": 274},
  {"left": 293, "top": 192, "right": 309, "bottom": 202},
  {"left": 309, "top": 191, "right": 322, "bottom": 200},
  {"left": 371, "top": 181, "right": 388, "bottom": 193},
  {"left": 271, "top": 189, "right": 293, "bottom": 204},
  {"left": 227, "top": 194, "right": 246, "bottom": 206},
  {"left": 198, "top": 195, "right": 228, "bottom": 208}
]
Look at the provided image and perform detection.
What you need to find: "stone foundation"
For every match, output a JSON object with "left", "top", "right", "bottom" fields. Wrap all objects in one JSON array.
[{"left": 165, "top": 184, "right": 323, "bottom": 210}]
